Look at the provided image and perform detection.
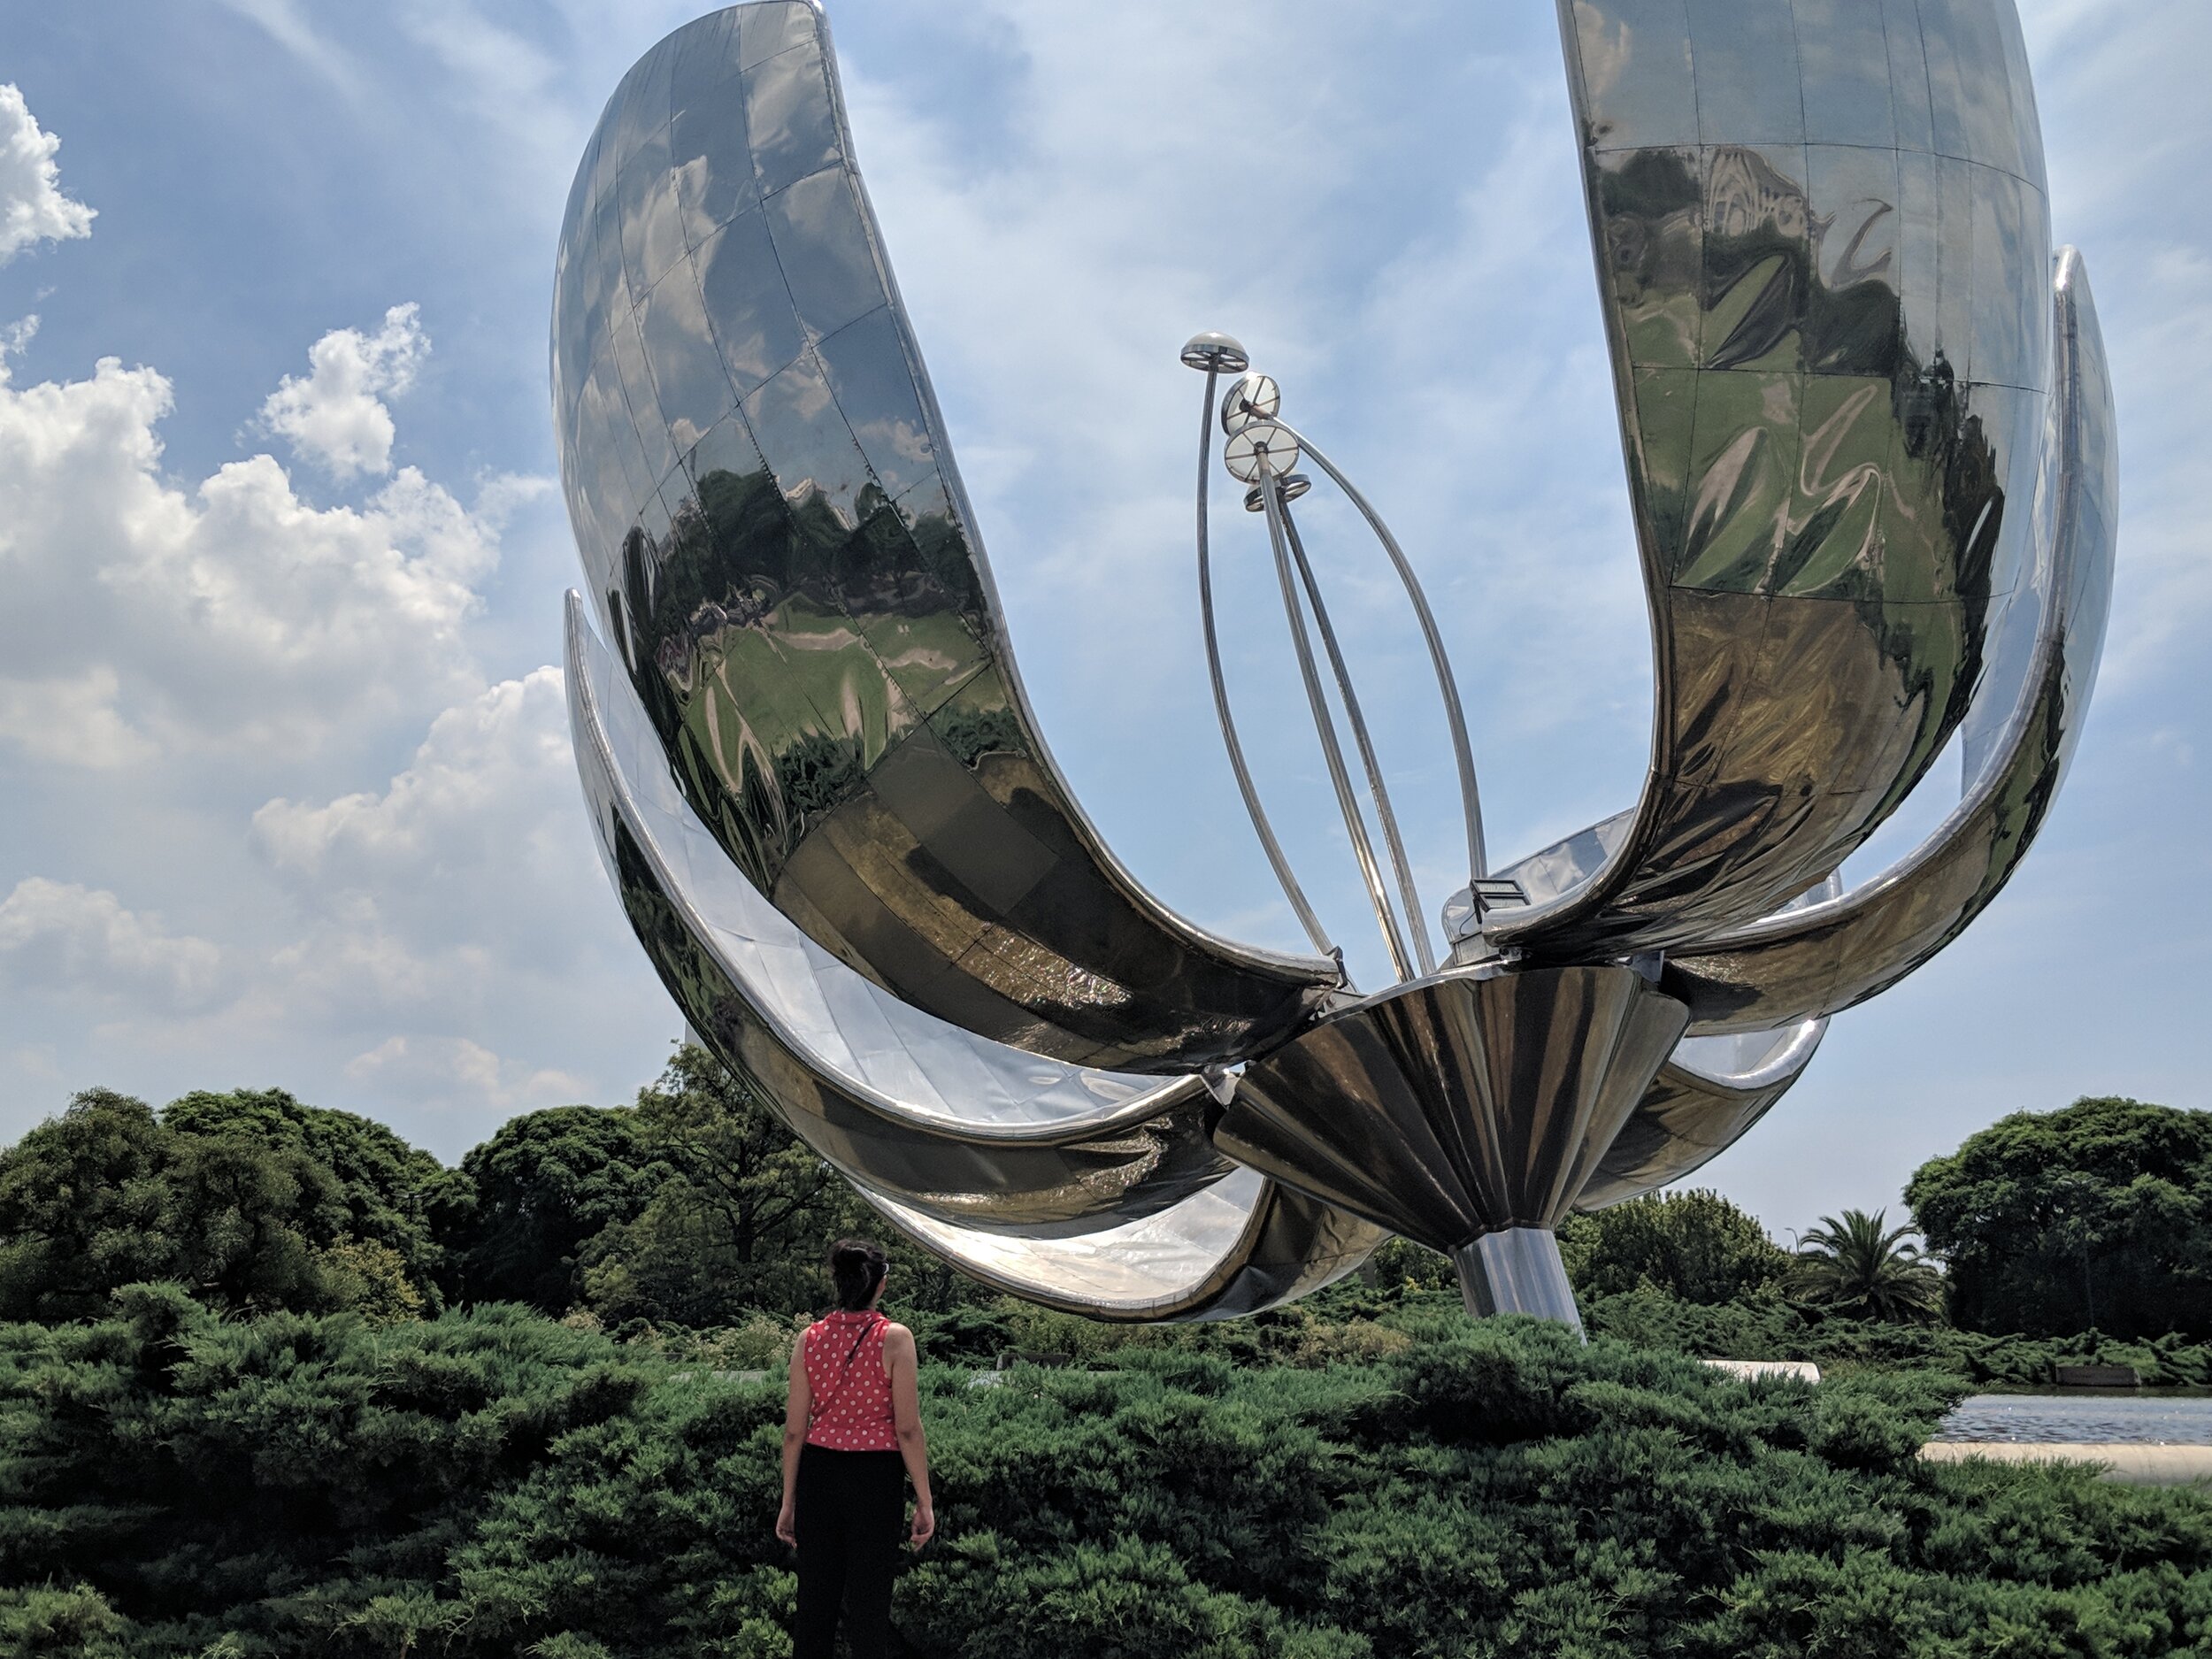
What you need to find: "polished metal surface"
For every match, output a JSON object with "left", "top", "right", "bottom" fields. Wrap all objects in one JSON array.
[
  {"left": 1453, "top": 1229, "right": 1586, "bottom": 1332},
  {"left": 1180, "top": 331, "right": 1249, "bottom": 373},
  {"left": 1225, "top": 420, "right": 1301, "bottom": 482},
  {"left": 569, "top": 594, "right": 1245, "bottom": 1230},
  {"left": 1216, "top": 965, "right": 1691, "bottom": 1247},
  {"left": 1221, "top": 373, "right": 1282, "bottom": 433},
  {"left": 1659, "top": 247, "right": 2116, "bottom": 1033},
  {"left": 1272, "top": 418, "right": 1492, "bottom": 885},
  {"left": 1577, "top": 1014, "right": 1827, "bottom": 1209},
  {"left": 1493, "top": 0, "right": 2062, "bottom": 957},
  {"left": 1279, "top": 496, "right": 1435, "bottom": 975},
  {"left": 1194, "top": 362, "right": 1474, "bottom": 980},
  {"left": 1244, "top": 472, "right": 1312, "bottom": 512},
  {"left": 557, "top": 0, "right": 2111, "bottom": 1330},
  {"left": 553, "top": 1, "right": 1339, "bottom": 1078},
  {"left": 857, "top": 1166, "right": 1388, "bottom": 1322},
  {"left": 1189, "top": 356, "right": 1334, "bottom": 957},
  {"left": 1257, "top": 472, "right": 1417, "bottom": 978}
]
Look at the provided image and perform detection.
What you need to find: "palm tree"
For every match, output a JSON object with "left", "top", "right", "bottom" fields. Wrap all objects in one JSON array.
[{"left": 1788, "top": 1208, "right": 1946, "bottom": 1323}]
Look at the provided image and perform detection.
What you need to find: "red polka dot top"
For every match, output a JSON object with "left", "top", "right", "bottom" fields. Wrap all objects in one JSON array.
[{"left": 802, "top": 1309, "right": 899, "bottom": 1451}]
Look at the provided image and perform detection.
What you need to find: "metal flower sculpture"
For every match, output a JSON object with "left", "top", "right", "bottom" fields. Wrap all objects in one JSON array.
[{"left": 552, "top": 0, "right": 2115, "bottom": 1329}]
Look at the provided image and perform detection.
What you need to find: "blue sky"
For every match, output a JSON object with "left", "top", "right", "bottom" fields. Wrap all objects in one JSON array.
[{"left": 0, "top": 0, "right": 2200, "bottom": 1243}]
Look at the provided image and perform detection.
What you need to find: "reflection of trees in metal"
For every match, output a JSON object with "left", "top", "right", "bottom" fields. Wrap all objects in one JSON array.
[{"left": 552, "top": 0, "right": 2115, "bottom": 1328}]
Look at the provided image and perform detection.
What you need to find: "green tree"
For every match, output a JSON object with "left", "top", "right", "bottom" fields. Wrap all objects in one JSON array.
[
  {"left": 452, "top": 1105, "right": 661, "bottom": 1312},
  {"left": 1787, "top": 1208, "right": 1946, "bottom": 1324},
  {"left": 0, "top": 1088, "right": 456, "bottom": 1322},
  {"left": 1908, "top": 1097, "right": 2212, "bottom": 1339},
  {"left": 163, "top": 1088, "right": 464, "bottom": 1307},
  {"left": 1559, "top": 1188, "right": 1790, "bottom": 1304},
  {"left": 580, "top": 1046, "right": 861, "bottom": 1324},
  {"left": 0, "top": 1091, "right": 176, "bottom": 1321}
]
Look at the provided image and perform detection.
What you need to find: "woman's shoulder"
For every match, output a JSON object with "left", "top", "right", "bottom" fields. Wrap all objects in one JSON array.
[{"left": 878, "top": 1319, "right": 915, "bottom": 1351}]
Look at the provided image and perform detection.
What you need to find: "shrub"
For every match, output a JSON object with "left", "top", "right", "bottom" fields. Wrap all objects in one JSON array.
[
  {"left": 5, "top": 1295, "right": 2211, "bottom": 1655},
  {"left": 1909, "top": 1096, "right": 2212, "bottom": 1339},
  {"left": 1560, "top": 1188, "right": 1791, "bottom": 1304}
]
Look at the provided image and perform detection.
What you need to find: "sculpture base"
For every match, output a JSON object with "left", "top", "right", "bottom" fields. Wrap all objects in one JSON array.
[
  {"left": 1450, "top": 1229, "right": 1583, "bottom": 1336},
  {"left": 1213, "top": 964, "right": 1686, "bottom": 1338}
]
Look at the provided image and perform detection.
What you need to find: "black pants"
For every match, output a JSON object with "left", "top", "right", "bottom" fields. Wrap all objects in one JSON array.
[{"left": 794, "top": 1445, "right": 905, "bottom": 1659}]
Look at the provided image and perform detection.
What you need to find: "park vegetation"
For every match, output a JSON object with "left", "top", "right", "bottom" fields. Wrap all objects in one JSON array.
[{"left": 1, "top": 1060, "right": 2208, "bottom": 1655}]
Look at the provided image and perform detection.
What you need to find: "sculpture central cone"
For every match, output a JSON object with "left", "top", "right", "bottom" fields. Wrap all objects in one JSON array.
[{"left": 1212, "top": 964, "right": 1692, "bottom": 1330}]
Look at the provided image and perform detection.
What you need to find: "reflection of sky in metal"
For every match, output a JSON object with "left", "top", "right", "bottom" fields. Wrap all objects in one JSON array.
[{"left": 554, "top": 0, "right": 2111, "bottom": 1312}]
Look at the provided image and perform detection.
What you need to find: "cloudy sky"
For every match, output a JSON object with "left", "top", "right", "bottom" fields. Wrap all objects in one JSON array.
[{"left": 0, "top": 0, "right": 2201, "bottom": 1240}]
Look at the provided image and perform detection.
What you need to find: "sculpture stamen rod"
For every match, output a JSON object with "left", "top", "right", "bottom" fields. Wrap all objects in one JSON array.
[
  {"left": 552, "top": 0, "right": 2115, "bottom": 1333},
  {"left": 1187, "top": 341, "right": 1494, "bottom": 980}
]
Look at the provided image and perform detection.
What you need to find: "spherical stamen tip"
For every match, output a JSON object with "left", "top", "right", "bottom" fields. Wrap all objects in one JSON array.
[
  {"left": 1219, "top": 371, "right": 1283, "bottom": 435},
  {"left": 1180, "top": 330, "right": 1249, "bottom": 373},
  {"left": 1223, "top": 420, "right": 1300, "bottom": 482}
]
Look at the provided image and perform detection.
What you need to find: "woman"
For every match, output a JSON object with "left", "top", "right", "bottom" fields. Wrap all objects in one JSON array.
[{"left": 776, "top": 1238, "right": 934, "bottom": 1659}]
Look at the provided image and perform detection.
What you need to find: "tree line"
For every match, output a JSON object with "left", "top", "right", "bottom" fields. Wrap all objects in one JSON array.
[
  {"left": 3, "top": 1053, "right": 2207, "bottom": 1345},
  {"left": 0, "top": 1048, "right": 927, "bottom": 1336}
]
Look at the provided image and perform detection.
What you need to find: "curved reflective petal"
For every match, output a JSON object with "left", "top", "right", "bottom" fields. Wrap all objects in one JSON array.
[
  {"left": 1498, "top": 0, "right": 2057, "bottom": 956},
  {"left": 554, "top": 0, "right": 2106, "bottom": 1325},
  {"left": 568, "top": 591, "right": 1255, "bottom": 1237},
  {"left": 553, "top": 1, "right": 1337, "bottom": 1073},
  {"left": 1658, "top": 247, "right": 2116, "bottom": 1033},
  {"left": 1575, "top": 1014, "right": 1826, "bottom": 1210},
  {"left": 855, "top": 1166, "right": 1389, "bottom": 1322}
]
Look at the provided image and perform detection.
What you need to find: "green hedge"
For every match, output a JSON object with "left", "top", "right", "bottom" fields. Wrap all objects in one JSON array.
[
  {"left": 1584, "top": 1287, "right": 2212, "bottom": 1386},
  {"left": 4, "top": 1287, "right": 2212, "bottom": 1655}
]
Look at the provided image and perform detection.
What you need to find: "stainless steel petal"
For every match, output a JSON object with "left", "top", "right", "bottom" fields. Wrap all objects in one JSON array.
[
  {"left": 1217, "top": 964, "right": 1692, "bottom": 1247},
  {"left": 1658, "top": 247, "right": 2116, "bottom": 1033},
  {"left": 854, "top": 1165, "right": 1389, "bottom": 1322},
  {"left": 552, "top": 2, "right": 1340, "bottom": 1075},
  {"left": 1508, "top": 0, "right": 2055, "bottom": 955},
  {"left": 1574, "top": 1015, "right": 1826, "bottom": 1208},
  {"left": 567, "top": 590, "right": 1254, "bottom": 1238}
]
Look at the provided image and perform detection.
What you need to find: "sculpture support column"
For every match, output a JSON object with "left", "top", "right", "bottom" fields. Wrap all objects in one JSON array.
[{"left": 1452, "top": 1230, "right": 1583, "bottom": 1334}]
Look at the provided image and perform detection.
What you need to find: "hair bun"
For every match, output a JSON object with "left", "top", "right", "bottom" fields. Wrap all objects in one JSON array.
[{"left": 827, "top": 1237, "right": 888, "bottom": 1311}]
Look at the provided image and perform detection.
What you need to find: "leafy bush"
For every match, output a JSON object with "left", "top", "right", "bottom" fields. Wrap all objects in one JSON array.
[
  {"left": 1584, "top": 1285, "right": 2212, "bottom": 1386},
  {"left": 1559, "top": 1188, "right": 1790, "bottom": 1304},
  {"left": 450, "top": 1103, "right": 661, "bottom": 1313},
  {"left": 4, "top": 1291, "right": 2212, "bottom": 1656},
  {"left": 1909, "top": 1096, "right": 2212, "bottom": 1339},
  {"left": 0, "top": 1090, "right": 457, "bottom": 1323}
]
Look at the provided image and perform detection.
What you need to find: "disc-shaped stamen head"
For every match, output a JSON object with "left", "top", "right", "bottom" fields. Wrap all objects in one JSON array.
[
  {"left": 1180, "top": 331, "right": 1250, "bottom": 373},
  {"left": 1219, "top": 372, "right": 1281, "bottom": 434},
  {"left": 1244, "top": 472, "right": 1311, "bottom": 512},
  {"left": 1223, "top": 420, "right": 1300, "bottom": 482}
]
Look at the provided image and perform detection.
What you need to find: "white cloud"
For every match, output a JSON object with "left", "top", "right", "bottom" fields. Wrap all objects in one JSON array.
[
  {"left": 0, "top": 349, "right": 497, "bottom": 758},
  {"left": 252, "top": 667, "right": 608, "bottom": 1014},
  {"left": 207, "top": 0, "right": 366, "bottom": 101},
  {"left": 259, "top": 303, "right": 430, "bottom": 478},
  {"left": 0, "top": 668, "right": 154, "bottom": 768},
  {"left": 0, "top": 85, "right": 94, "bottom": 264},
  {"left": 255, "top": 667, "right": 574, "bottom": 887},
  {"left": 0, "top": 879, "right": 224, "bottom": 1010},
  {"left": 347, "top": 1033, "right": 586, "bottom": 1113}
]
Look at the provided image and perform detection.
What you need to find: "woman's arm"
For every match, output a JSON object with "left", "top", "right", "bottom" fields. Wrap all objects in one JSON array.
[
  {"left": 883, "top": 1324, "right": 933, "bottom": 1547},
  {"left": 776, "top": 1333, "right": 811, "bottom": 1547}
]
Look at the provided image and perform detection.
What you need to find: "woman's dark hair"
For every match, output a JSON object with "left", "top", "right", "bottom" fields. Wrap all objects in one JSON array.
[{"left": 828, "top": 1238, "right": 889, "bottom": 1311}]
